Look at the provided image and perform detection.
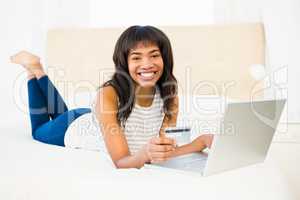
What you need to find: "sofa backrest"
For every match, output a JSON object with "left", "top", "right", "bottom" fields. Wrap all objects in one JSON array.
[{"left": 46, "top": 23, "right": 265, "bottom": 100}]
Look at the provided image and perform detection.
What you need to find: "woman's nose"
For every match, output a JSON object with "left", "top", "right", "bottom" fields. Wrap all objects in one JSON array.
[
  {"left": 140, "top": 63, "right": 154, "bottom": 70},
  {"left": 141, "top": 58, "right": 153, "bottom": 68}
]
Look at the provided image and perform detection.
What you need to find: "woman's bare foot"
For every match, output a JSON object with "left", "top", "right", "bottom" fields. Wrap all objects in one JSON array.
[{"left": 10, "top": 50, "right": 46, "bottom": 79}]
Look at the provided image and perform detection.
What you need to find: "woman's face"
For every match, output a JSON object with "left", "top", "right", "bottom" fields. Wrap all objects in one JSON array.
[{"left": 127, "top": 42, "right": 164, "bottom": 88}]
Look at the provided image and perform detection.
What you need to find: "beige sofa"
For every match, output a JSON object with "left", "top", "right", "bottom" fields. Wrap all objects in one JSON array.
[{"left": 46, "top": 23, "right": 265, "bottom": 100}]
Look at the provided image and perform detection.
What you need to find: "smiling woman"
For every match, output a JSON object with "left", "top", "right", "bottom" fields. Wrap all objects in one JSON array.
[{"left": 102, "top": 25, "right": 178, "bottom": 126}]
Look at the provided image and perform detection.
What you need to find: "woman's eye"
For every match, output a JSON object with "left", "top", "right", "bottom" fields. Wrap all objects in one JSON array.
[
  {"left": 151, "top": 54, "right": 160, "bottom": 58},
  {"left": 132, "top": 57, "right": 141, "bottom": 60}
]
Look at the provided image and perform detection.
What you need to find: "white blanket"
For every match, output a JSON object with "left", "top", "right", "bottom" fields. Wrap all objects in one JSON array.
[{"left": 0, "top": 125, "right": 295, "bottom": 200}]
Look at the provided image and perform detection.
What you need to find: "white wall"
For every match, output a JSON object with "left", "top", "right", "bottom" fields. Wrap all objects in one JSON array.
[
  {"left": 0, "top": 0, "right": 39, "bottom": 131},
  {"left": 90, "top": 0, "right": 214, "bottom": 27},
  {"left": 288, "top": 0, "right": 300, "bottom": 123},
  {"left": 214, "top": 0, "right": 263, "bottom": 23}
]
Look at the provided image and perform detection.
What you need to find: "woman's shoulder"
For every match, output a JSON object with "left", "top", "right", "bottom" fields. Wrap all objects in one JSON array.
[
  {"left": 94, "top": 85, "right": 119, "bottom": 111},
  {"left": 97, "top": 85, "right": 118, "bottom": 101}
]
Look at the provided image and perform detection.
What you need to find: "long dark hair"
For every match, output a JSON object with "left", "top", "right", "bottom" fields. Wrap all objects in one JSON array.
[{"left": 101, "top": 25, "right": 178, "bottom": 126}]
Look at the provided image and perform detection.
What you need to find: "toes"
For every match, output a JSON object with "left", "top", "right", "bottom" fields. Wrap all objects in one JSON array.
[
  {"left": 10, "top": 55, "right": 16, "bottom": 63},
  {"left": 10, "top": 51, "right": 21, "bottom": 61}
]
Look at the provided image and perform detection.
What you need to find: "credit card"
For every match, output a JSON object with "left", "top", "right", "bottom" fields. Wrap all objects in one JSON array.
[{"left": 165, "top": 127, "right": 191, "bottom": 146}]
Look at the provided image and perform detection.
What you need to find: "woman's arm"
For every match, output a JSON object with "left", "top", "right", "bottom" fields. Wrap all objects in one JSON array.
[
  {"left": 171, "top": 134, "right": 214, "bottom": 157},
  {"left": 95, "top": 86, "right": 176, "bottom": 169},
  {"left": 95, "top": 86, "right": 147, "bottom": 168}
]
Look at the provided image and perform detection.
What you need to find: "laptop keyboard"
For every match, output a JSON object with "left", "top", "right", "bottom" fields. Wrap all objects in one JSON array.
[{"left": 155, "top": 153, "right": 208, "bottom": 172}]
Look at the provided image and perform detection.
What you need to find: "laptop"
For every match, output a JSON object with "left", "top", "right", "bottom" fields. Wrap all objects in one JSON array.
[{"left": 146, "top": 99, "right": 286, "bottom": 176}]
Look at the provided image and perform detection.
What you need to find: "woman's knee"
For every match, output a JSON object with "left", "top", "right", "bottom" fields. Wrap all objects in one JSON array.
[{"left": 31, "top": 123, "right": 65, "bottom": 147}]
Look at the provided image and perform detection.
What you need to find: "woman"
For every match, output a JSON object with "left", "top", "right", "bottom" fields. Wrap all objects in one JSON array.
[{"left": 11, "top": 25, "right": 213, "bottom": 169}]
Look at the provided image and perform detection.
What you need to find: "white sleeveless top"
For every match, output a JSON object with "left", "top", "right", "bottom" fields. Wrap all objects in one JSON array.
[{"left": 64, "top": 87, "right": 165, "bottom": 155}]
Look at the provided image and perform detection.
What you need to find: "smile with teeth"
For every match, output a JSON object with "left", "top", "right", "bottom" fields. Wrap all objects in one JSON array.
[{"left": 138, "top": 71, "right": 157, "bottom": 79}]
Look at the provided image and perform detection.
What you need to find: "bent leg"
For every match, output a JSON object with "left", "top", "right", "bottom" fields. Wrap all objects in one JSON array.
[
  {"left": 27, "top": 78, "right": 50, "bottom": 134},
  {"left": 33, "top": 108, "right": 91, "bottom": 146},
  {"left": 37, "top": 75, "right": 68, "bottom": 120}
]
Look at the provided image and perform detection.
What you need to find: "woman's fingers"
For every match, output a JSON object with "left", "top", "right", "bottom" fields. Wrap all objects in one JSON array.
[
  {"left": 150, "top": 151, "right": 174, "bottom": 159},
  {"left": 150, "top": 153, "right": 173, "bottom": 163},
  {"left": 151, "top": 136, "right": 176, "bottom": 146},
  {"left": 149, "top": 143, "right": 174, "bottom": 152},
  {"left": 146, "top": 136, "right": 177, "bottom": 163},
  {"left": 204, "top": 134, "right": 214, "bottom": 148},
  {"left": 150, "top": 158, "right": 169, "bottom": 164},
  {"left": 147, "top": 145, "right": 176, "bottom": 163}
]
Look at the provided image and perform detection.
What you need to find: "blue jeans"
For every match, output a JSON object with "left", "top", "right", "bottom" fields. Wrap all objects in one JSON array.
[{"left": 27, "top": 75, "right": 91, "bottom": 147}]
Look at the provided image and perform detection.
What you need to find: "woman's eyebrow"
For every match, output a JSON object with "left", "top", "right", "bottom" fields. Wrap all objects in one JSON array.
[
  {"left": 149, "top": 49, "right": 160, "bottom": 54},
  {"left": 129, "top": 48, "right": 160, "bottom": 56},
  {"left": 129, "top": 52, "right": 142, "bottom": 56}
]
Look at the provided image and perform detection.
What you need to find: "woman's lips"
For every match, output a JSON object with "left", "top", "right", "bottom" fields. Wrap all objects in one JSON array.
[{"left": 137, "top": 71, "right": 157, "bottom": 80}]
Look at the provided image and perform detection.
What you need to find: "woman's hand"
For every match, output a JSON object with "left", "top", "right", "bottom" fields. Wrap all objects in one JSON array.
[
  {"left": 190, "top": 134, "right": 214, "bottom": 151},
  {"left": 141, "top": 136, "right": 177, "bottom": 164}
]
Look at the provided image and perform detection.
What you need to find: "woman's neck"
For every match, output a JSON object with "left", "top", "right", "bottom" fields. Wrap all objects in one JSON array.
[{"left": 135, "top": 86, "right": 156, "bottom": 107}]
